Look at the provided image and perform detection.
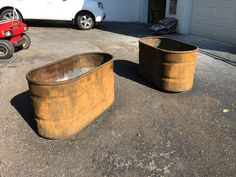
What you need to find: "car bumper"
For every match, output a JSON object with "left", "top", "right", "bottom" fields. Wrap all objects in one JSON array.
[{"left": 95, "top": 12, "right": 106, "bottom": 22}]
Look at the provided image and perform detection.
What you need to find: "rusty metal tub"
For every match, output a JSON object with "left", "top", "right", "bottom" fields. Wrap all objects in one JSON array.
[
  {"left": 139, "top": 37, "right": 199, "bottom": 92},
  {"left": 26, "top": 53, "right": 114, "bottom": 139}
]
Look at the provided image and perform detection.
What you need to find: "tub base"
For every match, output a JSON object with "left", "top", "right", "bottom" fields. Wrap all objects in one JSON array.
[
  {"left": 139, "top": 67, "right": 194, "bottom": 92},
  {"left": 36, "top": 100, "right": 114, "bottom": 140}
]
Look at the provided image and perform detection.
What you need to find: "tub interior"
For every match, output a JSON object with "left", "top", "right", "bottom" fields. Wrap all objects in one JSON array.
[
  {"left": 140, "top": 37, "right": 197, "bottom": 52},
  {"left": 27, "top": 53, "right": 112, "bottom": 83}
]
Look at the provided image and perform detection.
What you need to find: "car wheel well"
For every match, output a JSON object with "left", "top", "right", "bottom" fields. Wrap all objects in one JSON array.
[
  {"left": 0, "top": 6, "right": 23, "bottom": 20},
  {"left": 74, "top": 10, "right": 95, "bottom": 23}
]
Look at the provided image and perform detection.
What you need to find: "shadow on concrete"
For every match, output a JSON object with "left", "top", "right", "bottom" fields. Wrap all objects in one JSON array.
[
  {"left": 25, "top": 20, "right": 153, "bottom": 38},
  {"left": 25, "top": 20, "right": 76, "bottom": 29},
  {"left": 97, "top": 21, "right": 151, "bottom": 38},
  {"left": 11, "top": 91, "right": 37, "bottom": 133},
  {"left": 98, "top": 23, "right": 236, "bottom": 65},
  {"left": 168, "top": 34, "right": 236, "bottom": 66},
  {"left": 25, "top": 20, "right": 236, "bottom": 66},
  {"left": 168, "top": 34, "right": 236, "bottom": 54},
  {"left": 114, "top": 60, "right": 155, "bottom": 89},
  {"left": 200, "top": 50, "right": 236, "bottom": 67},
  {"left": 114, "top": 60, "right": 188, "bottom": 94}
]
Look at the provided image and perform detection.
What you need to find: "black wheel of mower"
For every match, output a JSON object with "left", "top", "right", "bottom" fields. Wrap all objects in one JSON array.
[
  {"left": 22, "top": 33, "right": 31, "bottom": 49},
  {"left": 0, "top": 40, "right": 14, "bottom": 60}
]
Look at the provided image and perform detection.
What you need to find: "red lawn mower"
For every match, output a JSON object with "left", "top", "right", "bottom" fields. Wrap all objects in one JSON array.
[{"left": 0, "top": 18, "right": 31, "bottom": 59}]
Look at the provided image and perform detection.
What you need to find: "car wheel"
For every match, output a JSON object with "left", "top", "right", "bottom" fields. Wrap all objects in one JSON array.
[
  {"left": 76, "top": 12, "right": 95, "bottom": 30},
  {"left": 22, "top": 34, "right": 31, "bottom": 49},
  {"left": 0, "top": 40, "right": 14, "bottom": 60},
  {"left": 0, "top": 8, "right": 23, "bottom": 21}
]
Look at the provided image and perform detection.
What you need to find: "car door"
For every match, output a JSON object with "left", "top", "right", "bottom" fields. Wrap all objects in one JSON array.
[
  {"left": 13, "top": 0, "right": 47, "bottom": 19},
  {"left": 44, "top": 0, "right": 83, "bottom": 20}
]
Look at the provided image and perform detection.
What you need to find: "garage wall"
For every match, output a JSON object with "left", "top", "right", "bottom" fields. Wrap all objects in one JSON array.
[
  {"left": 190, "top": 0, "right": 236, "bottom": 45},
  {"left": 100, "top": 0, "right": 148, "bottom": 23}
]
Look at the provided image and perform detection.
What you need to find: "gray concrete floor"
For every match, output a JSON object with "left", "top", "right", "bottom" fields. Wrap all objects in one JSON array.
[{"left": 0, "top": 22, "right": 235, "bottom": 177}]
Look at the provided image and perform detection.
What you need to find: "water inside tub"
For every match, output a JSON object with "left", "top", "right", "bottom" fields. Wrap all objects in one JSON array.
[{"left": 55, "top": 66, "right": 95, "bottom": 82}]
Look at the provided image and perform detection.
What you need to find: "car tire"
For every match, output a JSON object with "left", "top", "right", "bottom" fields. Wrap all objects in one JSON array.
[
  {"left": 22, "top": 33, "right": 31, "bottom": 49},
  {"left": 76, "top": 12, "right": 95, "bottom": 30},
  {"left": 0, "top": 40, "right": 14, "bottom": 60},
  {"left": 0, "top": 8, "right": 23, "bottom": 21}
]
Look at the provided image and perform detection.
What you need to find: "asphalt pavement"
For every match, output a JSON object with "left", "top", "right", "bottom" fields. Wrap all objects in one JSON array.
[{"left": 0, "top": 22, "right": 235, "bottom": 177}]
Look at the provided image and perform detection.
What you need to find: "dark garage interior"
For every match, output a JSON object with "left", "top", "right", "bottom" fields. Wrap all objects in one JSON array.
[{"left": 148, "top": 0, "right": 167, "bottom": 23}]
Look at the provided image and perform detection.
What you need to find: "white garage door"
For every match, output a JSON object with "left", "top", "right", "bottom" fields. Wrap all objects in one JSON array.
[
  {"left": 100, "top": 0, "right": 148, "bottom": 22},
  {"left": 190, "top": 0, "right": 236, "bottom": 45}
]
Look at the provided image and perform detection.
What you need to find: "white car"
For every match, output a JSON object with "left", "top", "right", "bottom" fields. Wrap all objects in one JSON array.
[{"left": 0, "top": 0, "right": 105, "bottom": 30}]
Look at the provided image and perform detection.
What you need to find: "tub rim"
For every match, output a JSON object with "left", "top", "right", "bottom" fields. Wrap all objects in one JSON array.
[
  {"left": 139, "top": 36, "right": 199, "bottom": 54},
  {"left": 26, "top": 52, "right": 114, "bottom": 86}
]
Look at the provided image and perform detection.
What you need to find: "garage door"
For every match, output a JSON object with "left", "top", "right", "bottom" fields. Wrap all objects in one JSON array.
[
  {"left": 190, "top": 0, "right": 236, "bottom": 45},
  {"left": 100, "top": 0, "right": 148, "bottom": 22}
]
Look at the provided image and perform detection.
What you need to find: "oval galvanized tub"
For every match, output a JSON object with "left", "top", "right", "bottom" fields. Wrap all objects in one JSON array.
[
  {"left": 26, "top": 53, "right": 114, "bottom": 139},
  {"left": 139, "top": 37, "right": 199, "bottom": 92}
]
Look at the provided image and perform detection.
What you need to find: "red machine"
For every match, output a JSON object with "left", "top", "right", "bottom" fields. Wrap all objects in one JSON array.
[{"left": 0, "top": 20, "right": 31, "bottom": 59}]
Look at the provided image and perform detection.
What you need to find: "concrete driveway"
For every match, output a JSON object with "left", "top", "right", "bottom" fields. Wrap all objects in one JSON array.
[{"left": 0, "top": 22, "right": 235, "bottom": 177}]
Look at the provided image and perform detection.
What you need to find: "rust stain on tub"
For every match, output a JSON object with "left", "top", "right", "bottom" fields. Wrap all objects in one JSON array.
[
  {"left": 139, "top": 36, "right": 199, "bottom": 92},
  {"left": 26, "top": 53, "right": 114, "bottom": 139}
]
